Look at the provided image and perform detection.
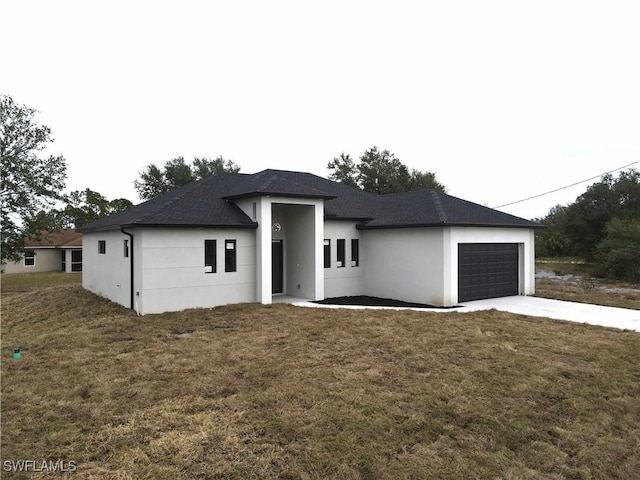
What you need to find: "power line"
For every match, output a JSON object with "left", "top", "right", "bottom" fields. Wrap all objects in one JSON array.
[{"left": 492, "top": 160, "right": 640, "bottom": 209}]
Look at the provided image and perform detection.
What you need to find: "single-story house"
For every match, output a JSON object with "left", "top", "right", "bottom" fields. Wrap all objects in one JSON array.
[
  {"left": 2, "top": 229, "right": 83, "bottom": 274},
  {"left": 79, "top": 169, "right": 541, "bottom": 315}
]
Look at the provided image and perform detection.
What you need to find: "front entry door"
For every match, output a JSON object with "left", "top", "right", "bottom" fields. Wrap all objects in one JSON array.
[{"left": 272, "top": 240, "right": 283, "bottom": 294}]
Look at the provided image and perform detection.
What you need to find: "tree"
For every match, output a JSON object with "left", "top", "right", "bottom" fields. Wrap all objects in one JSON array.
[
  {"left": 21, "top": 189, "right": 133, "bottom": 231},
  {"left": 1, "top": 94, "right": 67, "bottom": 263},
  {"left": 134, "top": 155, "right": 240, "bottom": 200},
  {"left": 536, "top": 169, "right": 640, "bottom": 283},
  {"left": 593, "top": 217, "right": 640, "bottom": 283},
  {"left": 328, "top": 146, "right": 446, "bottom": 194},
  {"left": 62, "top": 189, "right": 133, "bottom": 228},
  {"left": 327, "top": 153, "right": 358, "bottom": 188}
]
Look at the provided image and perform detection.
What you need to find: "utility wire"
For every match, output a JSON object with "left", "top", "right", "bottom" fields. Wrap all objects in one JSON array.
[{"left": 492, "top": 160, "right": 640, "bottom": 209}]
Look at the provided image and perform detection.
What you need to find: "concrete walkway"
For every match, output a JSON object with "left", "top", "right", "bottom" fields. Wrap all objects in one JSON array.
[{"left": 289, "top": 296, "right": 640, "bottom": 332}]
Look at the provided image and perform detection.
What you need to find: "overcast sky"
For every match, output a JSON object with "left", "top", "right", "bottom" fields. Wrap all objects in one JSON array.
[{"left": 4, "top": 0, "right": 639, "bottom": 220}]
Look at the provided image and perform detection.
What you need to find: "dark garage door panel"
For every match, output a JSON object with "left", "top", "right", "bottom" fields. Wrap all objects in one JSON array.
[{"left": 458, "top": 243, "right": 519, "bottom": 302}]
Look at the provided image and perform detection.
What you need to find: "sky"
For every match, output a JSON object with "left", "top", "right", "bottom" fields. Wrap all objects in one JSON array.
[{"left": 3, "top": 0, "right": 639, "bottom": 220}]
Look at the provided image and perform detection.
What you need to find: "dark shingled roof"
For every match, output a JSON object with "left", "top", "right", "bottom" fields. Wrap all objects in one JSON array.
[{"left": 79, "top": 169, "right": 540, "bottom": 232}]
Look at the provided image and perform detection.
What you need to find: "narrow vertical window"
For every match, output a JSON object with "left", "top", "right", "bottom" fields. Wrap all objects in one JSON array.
[
  {"left": 124, "top": 239, "right": 129, "bottom": 257},
  {"left": 24, "top": 249, "right": 35, "bottom": 266},
  {"left": 351, "top": 239, "right": 359, "bottom": 267},
  {"left": 71, "top": 250, "right": 83, "bottom": 272},
  {"left": 98, "top": 240, "right": 106, "bottom": 254},
  {"left": 323, "top": 239, "right": 331, "bottom": 268},
  {"left": 337, "top": 239, "right": 345, "bottom": 267},
  {"left": 205, "top": 240, "right": 216, "bottom": 273},
  {"left": 61, "top": 250, "right": 67, "bottom": 272},
  {"left": 225, "top": 240, "right": 237, "bottom": 272}
]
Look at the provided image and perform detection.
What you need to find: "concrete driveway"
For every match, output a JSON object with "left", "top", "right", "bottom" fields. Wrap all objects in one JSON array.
[
  {"left": 460, "top": 296, "right": 640, "bottom": 332},
  {"left": 292, "top": 295, "right": 640, "bottom": 332}
]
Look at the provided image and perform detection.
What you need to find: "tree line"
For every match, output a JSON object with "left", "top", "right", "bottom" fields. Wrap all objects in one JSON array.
[
  {"left": 535, "top": 169, "right": 640, "bottom": 283},
  {"left": 4, "top": 93, "right": 637, "bottom": 283},
  {"left": 1, "top": 94, "right": 446, "bottom": 263}
]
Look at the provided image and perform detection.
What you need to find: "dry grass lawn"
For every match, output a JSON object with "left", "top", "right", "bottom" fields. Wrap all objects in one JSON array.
[{"left": 1, "top": 274, "right": 639, "bottom": 479}]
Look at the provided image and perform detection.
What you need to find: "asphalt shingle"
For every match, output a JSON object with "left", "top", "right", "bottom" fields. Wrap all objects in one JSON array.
[{"left": 79, "top": 169, "right": 539, "bottom": 232}]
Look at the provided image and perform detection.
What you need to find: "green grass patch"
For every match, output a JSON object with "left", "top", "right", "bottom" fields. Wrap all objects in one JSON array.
[
  {"left": 1, "top": 280, "right": 639, "bottom": 478},
  {"left": 1, "top": 272, "right": 81, "bottom": 297}
]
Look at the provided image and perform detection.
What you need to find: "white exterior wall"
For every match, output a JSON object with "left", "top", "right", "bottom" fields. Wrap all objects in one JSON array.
[
  {"left": 323, "top": 220, "right": 364, "bottom": 298},
  {"left": 137, "top": 228, "right": 256, "bottom": 314},
  {"left": 363, "top": 228, "right": 446, "bottom": 305},
  {"left": 448, "top": 226, "right": 535, "bottom": 304},
  {"left": 82, "top": 230, "right": 132, "bottom": 308},
  {"left": 237, "top": 196, "right": 324, "bottom": 303},
  {"left": 362, "top": 226, "right": 535, "bottom": 307}
]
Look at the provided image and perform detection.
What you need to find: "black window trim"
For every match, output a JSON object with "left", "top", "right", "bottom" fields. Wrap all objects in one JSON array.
[
  {"left": 205, "top": 239, "right": 217, "bottom": 273},
  {"left": 323, "top": 239, "right": 331, "bottom": 268},
  {"left": 337, "top": 239, "right": 346, "bottom": 268},
  {"left": 225, "top": 239, "right": 237, "bottom": 273}
]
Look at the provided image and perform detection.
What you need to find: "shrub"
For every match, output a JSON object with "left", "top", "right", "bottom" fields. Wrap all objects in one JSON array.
[{"left": 593, "top": 217, "right": 640, "bottom": 283}]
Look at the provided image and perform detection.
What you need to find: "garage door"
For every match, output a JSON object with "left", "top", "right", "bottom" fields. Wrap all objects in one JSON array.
[{"left": 458, "top": 243, "right": 519, "bottom": 302}]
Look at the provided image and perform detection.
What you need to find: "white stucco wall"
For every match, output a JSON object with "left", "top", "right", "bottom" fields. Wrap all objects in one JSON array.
[
  {"left": 362, "top": 226, "right": 535, "bottom": 306},
  {"left": 238, "top": 196, "right": 324, "bottom": 303},
  {"left": 82, "top": 230, "right": 132, "bottom": 308},
  {"left": 448, "top": 226, "right": 535, "bottom": 304},
  {"left": 137, "top": 227, "right": 257, "bottom": 314},
  {"left": 363, "top": 227, "right": 446, "bottom": 305},
  {"left": 323, "top": 220, "right": 364, "bottom": 298}
]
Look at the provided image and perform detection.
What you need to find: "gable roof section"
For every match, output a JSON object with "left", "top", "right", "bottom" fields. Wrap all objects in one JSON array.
[
  {"left": 25, "top": 229, "right": 83, "bottom": 247},
  {"left": 79, "top": 174, "right": 258, "bottom": 232},
  {"left": 79, "top": 169, "right": 540, "bottom": 232}
]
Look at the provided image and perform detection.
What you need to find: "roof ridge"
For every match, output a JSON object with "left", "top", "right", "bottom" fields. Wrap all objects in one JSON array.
[{"left": 430, "top": 190, "right": 448, "bottom": 224}]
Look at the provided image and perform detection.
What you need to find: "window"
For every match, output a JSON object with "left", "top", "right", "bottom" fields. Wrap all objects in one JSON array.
[
  {"left": 204, "top": 240, "right": 216, "bottom": 273},
  {"left": 323, "top": 239, "right": 330, "bottom": 268},
  {"left": 124, "top": 239, "right": 129, "bottom": 257},
  {"left": 337, "top": 239, "right": 345, "bottom": 267},
  {"left": 225, "top": 240, "right": 236, "bottom": 272},
  {"left": 71, "top": 250, "right": 82, "bottom": 272},
  {"left": 98, "top": 240, "right": 106, "bottom": 254},
  {"left": 351, "top": 239, "right": 359, "bottom": 267},
  {"left": 24, "top": 249, "right": 35, "bottom": 266},
  {"left": 61, "top": 250, "right": 66, "bottom": 272}
]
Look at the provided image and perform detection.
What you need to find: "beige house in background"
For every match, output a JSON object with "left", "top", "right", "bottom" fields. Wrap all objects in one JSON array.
[{"left": 2, "top": 229, "right": 83, "bottom": 274}]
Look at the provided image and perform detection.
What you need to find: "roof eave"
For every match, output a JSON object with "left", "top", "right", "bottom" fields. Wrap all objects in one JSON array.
[
  {"left": 357, "top": 222, "right": 543, "bottom": 230},
  {"left": 80, "top": 222, "right": 259, "bottom": 233}
]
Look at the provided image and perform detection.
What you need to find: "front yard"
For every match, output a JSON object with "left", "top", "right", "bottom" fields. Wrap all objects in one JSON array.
[{"left": 1, "top": 274, "right": 639, "bottom": 479}]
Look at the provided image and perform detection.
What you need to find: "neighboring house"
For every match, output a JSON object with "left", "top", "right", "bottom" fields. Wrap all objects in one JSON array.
[
  {"left": 2, "top": 229, "right": 83, "bottom": 274},
  {"left": 79, "top": 169, "right": 541, "bottom": 315}
]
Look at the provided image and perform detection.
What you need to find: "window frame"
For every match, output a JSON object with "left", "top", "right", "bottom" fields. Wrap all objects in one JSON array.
[
  {"left": 351, "top": 239, "right": 360, "bottom": 267},
  {"left": 24, "top": 249, "right": 35, "bottom": 267},
  {"left": 204, "top": 239, "right": 217, "bottom": 273},
  {"left": 323, "top": 239, "right": 331, "bottom": 268},
  {"left": 71, "top": 250, "right": 82, "bottom": 272},
  {"left": 224, "top": 239, "right": 237, "bottom": 273},
  {"left": 337, "top": 239, "right": 346, "bottom": 267},
  {"left": 98, "top": 240, "right": 106, "bottom": 254}
]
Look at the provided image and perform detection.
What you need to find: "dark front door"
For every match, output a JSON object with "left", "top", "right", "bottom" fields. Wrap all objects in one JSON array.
[
  {"left": 458, "top": 243, "right": 519, "bottom": 302},
  {"left": 272, "top": 240, "right": 283, "bottom": 294}
]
